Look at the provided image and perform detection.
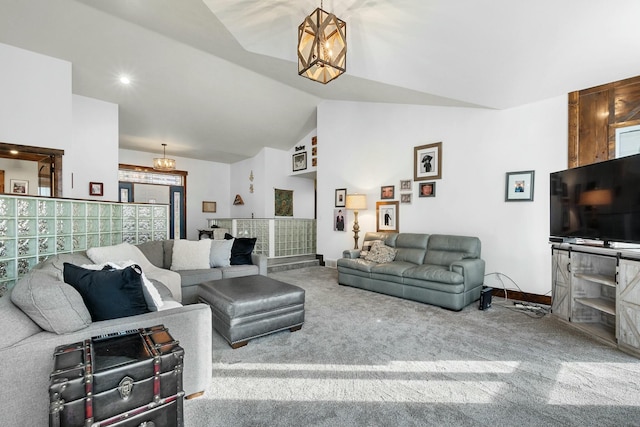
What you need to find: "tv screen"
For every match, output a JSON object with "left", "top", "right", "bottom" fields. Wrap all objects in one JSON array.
[{"left": 550, "top": 153, "right": 640, "bottom": 245}]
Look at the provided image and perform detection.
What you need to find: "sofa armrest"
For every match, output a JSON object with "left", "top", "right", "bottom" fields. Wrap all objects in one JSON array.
[
  {"left": 343, "top": 249, "right": 361, "bottom": 259},
  {"left": 252, "top": 253, "right": 268, "bottom": 276},
  {"left": 451, "top": 258, "right": 486, "bottom": 290}
]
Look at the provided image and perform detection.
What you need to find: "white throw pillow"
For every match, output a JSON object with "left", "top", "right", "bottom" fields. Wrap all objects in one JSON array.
[
  {"left": 170, "top": 239, "right": 212, "bottom": 270},
  {"left": 210, "top": 239, "right": 233, "bottom": 268},
  {"left": 87, "top": 242, "right": 155, "bottom": 272},
  {"left": 81, "top": 261, "right": 164, "bottom": 311}
]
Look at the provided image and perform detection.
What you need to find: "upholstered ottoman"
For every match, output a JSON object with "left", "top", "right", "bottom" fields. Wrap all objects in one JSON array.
[{"left": 198, "top": 276, "right": 305, "bottom": 348}]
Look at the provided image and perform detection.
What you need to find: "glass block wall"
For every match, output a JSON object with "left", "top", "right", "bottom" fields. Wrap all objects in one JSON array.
[
  {"left": 0, "top": 195, "right": 169, "bottom": 294},
  {"left": 207, "top": 218, "right": 316, "bottom": 258}
]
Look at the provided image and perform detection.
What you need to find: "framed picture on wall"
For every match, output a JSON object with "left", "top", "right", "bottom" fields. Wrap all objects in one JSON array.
[
  {"left": 293, "top": 152, "right": 307, "bottom": 172},
  {"left": 380, "top": 185, "right": 395, "bottom": 200},
  {"left": 10, "top": 179, "right": 28, "bottom": 194},
  {"left": 202, "top": 201, "right": 217, "bottom": 212},
  {"left": 376, "top": 201, "right": 399, "bottom": 232},
  {"left": 419, "top": 182, "right": 436, "bottom": 198},
  {"left": 89, "top": 182, "right": 103, "bottom": 196},
  {"left": 505, "top": 170, "right": 535, "bottom": 201},
  {"left": 414, "top": 142, "right": 442, "bottom": 181},
  {"left": 335, "top": 188, "right": 347, "bottom": 207},
  {"left": 400, "top": 180, "right": 412, "bottom": 191}
]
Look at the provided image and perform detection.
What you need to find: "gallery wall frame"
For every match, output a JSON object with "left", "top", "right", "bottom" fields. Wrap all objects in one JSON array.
[
  {"left": 376, "top": 201, "right": 399, "bottom": 232},
  {"left": 335, "top": 188, "right": 347, "bottom": 207},
  {"left": 400, "top": 180, "right": 412, "bottom": 191},
  {"left": 419, "top": 182, "right": 436, "bottom": 198},
  {"left": 505, "top": 170, "right": 535, "bottom": 201},
  {"left": 380, "top": 185, "right": 395, "bottom": 200},
  {"left": 414, "top": 142, "right": 442, "bottom": 181}
]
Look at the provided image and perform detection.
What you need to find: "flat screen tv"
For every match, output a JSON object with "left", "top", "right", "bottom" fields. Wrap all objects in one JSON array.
[{"left": 550, "top": 153, "right": 640, "bottom": 246}]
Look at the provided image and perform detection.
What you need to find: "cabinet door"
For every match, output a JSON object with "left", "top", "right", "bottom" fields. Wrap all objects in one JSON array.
[
  {"left": 618, "top": 259, "right": 640, "bottom": 353},
  {"left": 552, "top": 249, "right": 571, "bottom": 320}
]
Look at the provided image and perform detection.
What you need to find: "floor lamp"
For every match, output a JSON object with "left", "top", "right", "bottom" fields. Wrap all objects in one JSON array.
[{"left": 346, "top": 194, "right": 367, "bottom": 249}]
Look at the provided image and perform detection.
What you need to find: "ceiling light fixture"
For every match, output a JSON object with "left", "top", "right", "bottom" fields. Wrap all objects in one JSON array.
[
  {"left": 153, "top": 143, "right": 176, "bottom": 171},
  {"left": 119, "top": 75, "right": 131, "bottom": 85},
  {"left": 297, "top": 0, "right": 347, "bottom": 84}
]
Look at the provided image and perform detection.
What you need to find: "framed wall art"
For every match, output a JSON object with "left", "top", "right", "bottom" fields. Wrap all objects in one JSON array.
[
  {"left": 275, "top": 188, "right": 293, "bottom": 216},
  {"left": 292, "top": 152, "right": 307, "bottom": 172},
  {"left": 419, "top": 182, "right": 436, "bottom": 198},
  {"left": 333, "top": 208, "right": 347, "bottom": 231},
  {"left": 10, "top": 179, "right": 28, "bottom": 194},
  {"left": 400, "top": 180, "right": 412, "bottom": 191},
  {"left": 400, "top": 193, "right": 412, "bottom": 204},
  {"left": 202, "top": 201, "right": 217, "bottom": 213},
  {"left": 335, "top": 188, "right": 347, "bottom": 207},
  {"left": 505, "top": 170, "right": 535, "bottom": 201},
  {"left": 414, "top": 142, "right": 442, "bottom": 181},
  {"left": 381, "top": 185, "right": 395, "bottom": 200},
  {"left": 376, "top": 201, "right": 399, "bottom": 232},
  {"left": 89, "top": 182, "right": 103, "bottom": 196}
]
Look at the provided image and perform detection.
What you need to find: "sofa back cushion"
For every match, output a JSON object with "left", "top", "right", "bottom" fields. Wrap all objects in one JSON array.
[
  {"left": 424, "top": 235, "right": 481, "bottom": 266},
  {"left": 136, "top": 240, "right": 165, "bottom": 269},
  {"left": 394, "top": 233, "right": 430, "bottom": 265},
  {"left": 1, "top": 290, "right": 42, "bottom": 346}
]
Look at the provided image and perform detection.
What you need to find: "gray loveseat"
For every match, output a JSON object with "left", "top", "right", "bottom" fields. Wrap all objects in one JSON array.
[
  {"left": 337, "top": 232, "right": 485, "bottom": 311},
  {"left": 137, "top": 239, "right": 267, "bottom": 304},
  {"left": 0, "top": 252, "right": 212, "bottom": 427}
]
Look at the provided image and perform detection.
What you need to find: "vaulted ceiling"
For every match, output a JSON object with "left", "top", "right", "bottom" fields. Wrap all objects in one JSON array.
[{"left": 1, "top": 0, "right": 639, "bottom": 163}]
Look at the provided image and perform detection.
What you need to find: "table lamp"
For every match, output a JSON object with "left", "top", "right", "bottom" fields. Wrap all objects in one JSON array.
[{"left": 345, "top": 193, "right": 367, "bottom": 249}]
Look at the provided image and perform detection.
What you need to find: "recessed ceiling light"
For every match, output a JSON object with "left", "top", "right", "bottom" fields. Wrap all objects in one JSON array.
[
  {"left": 9, "top": 150, "right": 18, "bottom": 155},
  {"left": 119, "top": 75, "right": 131, "bottom": 85}
]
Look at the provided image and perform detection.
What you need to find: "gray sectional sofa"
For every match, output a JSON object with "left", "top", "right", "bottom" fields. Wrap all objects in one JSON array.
[
  {"left": 337, "top": 232, "right": 485, "bottom": 311},
  {"left": 0, "top": 251, "right": 212, "bottom": 427},
  {"left": 137, "top": 239, "right": 267, "bottom": 304}
]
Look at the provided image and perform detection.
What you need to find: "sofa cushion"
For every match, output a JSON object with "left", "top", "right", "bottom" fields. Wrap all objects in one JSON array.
[
  {"left": 404, "top": 264, "right": 464, "bottom": 285},
  {"left": 210, "top": 239, "right": 233, "bottom": 268},
  {"left": 11, "top": 268, "right": 92, "bottom": 334},
  {"left": 424, "top": 235, "right": 481, "bottom": 266},
  {"left": 364, "top": 241, "right": 397, "bottom": 263},
  {"left": 177, "top": 268, "right": 223, "bottom": 287},
  {"left": 63, "top": 263, "right": 150, "bottom": 321},
  {"left": 394, "top": 233, "right": 429, "bottom": 265},
  {"left": 1, "top": 290, "right": 42, "bottom": 346},
  {"left": 220, "top": 264, "right": 259, "bottom": 279},
  {"left": 136, "top": 240, "right": 165, "bottom": 269},
  {"left": 224, "top": 233, "right": 257, "bottom": 265},
  {"left": 170, "top": 239, "right": 212, "bottom": 270},
  {"left": 87, "top": 242, "right": 156, "bottom": 272},
  {"left": 337, "top": 257, "right": 377, "bottom": 273}
]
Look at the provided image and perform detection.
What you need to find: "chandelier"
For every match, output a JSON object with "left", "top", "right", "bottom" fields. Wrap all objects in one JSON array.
[
  {"left": 153, "top": 143, "right": 176, "bottom": 171},
  {"left": 297, "top": 1, "right": 347, "bottom": 84}
]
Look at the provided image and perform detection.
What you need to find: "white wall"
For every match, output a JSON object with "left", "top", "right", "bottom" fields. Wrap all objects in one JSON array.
[
  {"left": 0, "top": 43, "right": 119, "bottom": 201},
  {"left": 0, "top": 159, "right": 39, "bottom": 195},
  {"left": 317, "top": 98, "right": 568, "bottom": 295},
  {"left": 0, "top": 43, "right": 71, "bottom": 150},
  {"left": 68, "top": 95, "right": 119, "bottom": 200},
  {"left": 118, "top": 149, "right": 231, "bottom": 240},
  {"left": 229, "top": 146, "right": 316, "bottom": 219}
]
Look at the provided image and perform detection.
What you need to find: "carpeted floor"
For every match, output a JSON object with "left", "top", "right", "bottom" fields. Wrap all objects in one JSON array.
[{"left": 184, "top": 267, "right": 640, "bottom": 426}]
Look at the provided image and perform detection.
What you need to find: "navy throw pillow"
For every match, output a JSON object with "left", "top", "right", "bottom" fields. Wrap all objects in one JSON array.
[
  {"left": 224, "top": 233, "right": 257, "bottom": 265},
  {"left": 63, "top": 263, "right": 150, "bottom": 321}
]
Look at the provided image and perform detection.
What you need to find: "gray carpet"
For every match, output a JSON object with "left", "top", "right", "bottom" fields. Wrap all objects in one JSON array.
[{"left": 184, "top": 267, "right": 640, "bottom": 426}]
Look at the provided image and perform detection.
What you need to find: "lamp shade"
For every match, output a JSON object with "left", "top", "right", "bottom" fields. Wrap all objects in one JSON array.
[{"left": 346, "top": 194, "right": 367, "bottom": 210}]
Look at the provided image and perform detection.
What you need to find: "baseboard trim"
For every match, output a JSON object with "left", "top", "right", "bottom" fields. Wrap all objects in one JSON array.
[{"left": 490, "top": 288, "right": 551, "bottom": 305}]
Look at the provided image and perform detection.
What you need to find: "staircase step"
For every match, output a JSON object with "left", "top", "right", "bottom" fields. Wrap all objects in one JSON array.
[{"left": 267, "top": 257, "right": 319, "bottom": 273}]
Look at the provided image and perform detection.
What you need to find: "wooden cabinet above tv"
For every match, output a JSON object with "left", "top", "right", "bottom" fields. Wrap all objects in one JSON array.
[{"left": 568, "top": 75, "right": 640, "bottom": 168}]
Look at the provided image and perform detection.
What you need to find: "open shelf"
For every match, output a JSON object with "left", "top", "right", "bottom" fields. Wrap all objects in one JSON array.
[
  {"left": 574, "top": 272, "right": 616, "bottom": 288},
  {"left": 575, "top": 297, "right": 616, "bottom": 315},
  {"left": 572, "top": 322, "right": 616, "bottom": 345}
]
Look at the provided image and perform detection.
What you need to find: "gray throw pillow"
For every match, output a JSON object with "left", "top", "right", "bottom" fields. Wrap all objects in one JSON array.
[
  {"left": 1, "top": 290, "right": 42, "bottom": 346},
  {"left": 11, "top": 269, "right": 92, "bottom": 334},
  {"left": 210, "top": 239, "right": 233, "bottom": 268}
]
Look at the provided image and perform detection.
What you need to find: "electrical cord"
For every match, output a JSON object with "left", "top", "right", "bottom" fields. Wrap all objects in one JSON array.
[{"left": 484, "top": 272, "right": 550, "bottom": 318}]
